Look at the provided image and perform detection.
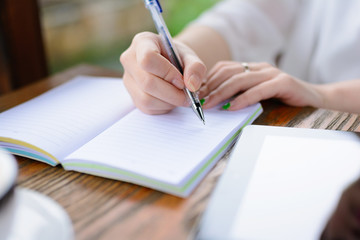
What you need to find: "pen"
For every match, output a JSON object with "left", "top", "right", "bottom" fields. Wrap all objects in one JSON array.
[{"left": 144, "top": 0, "right": 206, "bottom": 125}]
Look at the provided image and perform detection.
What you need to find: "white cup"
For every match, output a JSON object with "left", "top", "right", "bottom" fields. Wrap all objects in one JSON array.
[
  {"left": 0, "top": 148, "right": 74, "bottom": 240},
  {"left": 0, "top": 148, "right": 18, "bottom": 239}
]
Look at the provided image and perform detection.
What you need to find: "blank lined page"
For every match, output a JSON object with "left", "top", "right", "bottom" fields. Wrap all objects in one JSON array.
[
  {"left": 0, "top": 76, "right": 134, "bottom": 161},
  {"left": 64, "top": 103, "right": 262, "bottom": 185}
]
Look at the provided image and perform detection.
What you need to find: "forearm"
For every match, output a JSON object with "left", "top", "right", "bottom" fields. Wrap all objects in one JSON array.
[
  {"left": 316, "top": 79, "right": 360, "bottom": 114},
  {"left": 175, "top": 25, "right": 231, "bottom": 70}
]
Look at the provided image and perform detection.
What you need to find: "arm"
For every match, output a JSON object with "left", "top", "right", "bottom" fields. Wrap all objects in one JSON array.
[
  {"left": 120, "top": 17, "right": 231, "bottom": 115},
  {"left": 189, "top": 0, "right": 300, "bottom": 64},
  {"left": 317, "top": 79, "right": 360, "bottom": 114},
  {"left": 175, "top": 25, "right": 231, "bottom": 70},
  {"left": 120, "top": 0, "right": 299, "bottom": 114},
  {"left": 176, "top": 0, "right": 300, "bottom": 68}
]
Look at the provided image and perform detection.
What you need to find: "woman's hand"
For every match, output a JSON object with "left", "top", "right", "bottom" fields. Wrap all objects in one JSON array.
[
  {"left": 199, "top": 61, "right": 323, "bottom": 110},
  {"left": 120, "top": 32, "right": 206, "bottom": 115}
]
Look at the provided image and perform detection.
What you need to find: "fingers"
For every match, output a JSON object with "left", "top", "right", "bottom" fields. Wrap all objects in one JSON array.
[
  {"left": 227, "top": 74, "right": 306, "bottom": 111},
  {"left": 207, "top": 61, "right": 271, "bottom": 81},
  {"left": 199, "top": 62, "right": 273, "bottom": 98},
  {"left": 201, "top": 65, "right": 279, "bottom": 109},
  {"left": 177, "top": 41, "right": 207, "bottom": 92},
  {"left": 123, "top": 72, "right": 182, "bottom": 115},
  {"left": 125, "top": 32, "right": 185, "bottom": 89},
  {"left": 121, "top": 32, "right": 206, "bottom": 114},
  {"left": 200, "top": 60, "right": 321, "bottom": 111},
  {"left": 206, "top": 62, "right": 272, "bottom": 91},
  {"left": 123, "top": 67, "right": 187, "bottom": 109},
  {"left": 227, "top": 76, "right": 283, "bottom": 110}
]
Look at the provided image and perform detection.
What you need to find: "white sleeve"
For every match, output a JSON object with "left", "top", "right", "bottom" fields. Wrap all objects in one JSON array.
[{"left": 190, "top": 0, "right": 301, "bottom": 64}]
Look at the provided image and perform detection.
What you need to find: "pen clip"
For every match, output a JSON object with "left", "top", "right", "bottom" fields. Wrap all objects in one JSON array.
[
  {"left": 144, "top": 0, "right": 162, "bottom": 13},
  {"left": 155, "top": 0, "right": 163, "bottom": 13}
]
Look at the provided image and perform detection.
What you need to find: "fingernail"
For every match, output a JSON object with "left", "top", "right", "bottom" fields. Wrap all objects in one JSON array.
[
  {"left": 222, "top": 102, "right": 231, "bottom": 110},
  {"left": 201, "top": 96, "right": 210, "bottom": 108},
  {"left": 172, "top": 79, "right": 184, "bottom": 89},
  {"left": 188, "top": 75, "right": 201, "bottom": 91},
  {"left": 200, "top": 98, "right": 205, "bottom": 106}
]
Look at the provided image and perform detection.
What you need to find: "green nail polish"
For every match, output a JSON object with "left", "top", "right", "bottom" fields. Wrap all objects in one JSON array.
[
  {"left": 222, "top": 102, "right": 231, "bottom": 110},
  {"left": 200, "top": 98, "right": 205, "bottom": 106}
]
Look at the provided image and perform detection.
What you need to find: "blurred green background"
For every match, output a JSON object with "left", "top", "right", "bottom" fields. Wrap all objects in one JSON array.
[{"left": 41, "top": 0, "right": 220, "bottom": 74}]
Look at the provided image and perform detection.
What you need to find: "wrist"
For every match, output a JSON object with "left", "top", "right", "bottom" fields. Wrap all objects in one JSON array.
[
  {"left": 313, "top": 82, "right": 348, "bottom": 112},
  {"left": 312, "top": 84, "right": 330, "bottom": 109}
]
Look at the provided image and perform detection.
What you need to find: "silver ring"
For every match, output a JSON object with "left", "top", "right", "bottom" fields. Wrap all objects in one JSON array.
[{"left": 242, "top": 62, "right": 250, "bottom": 72}]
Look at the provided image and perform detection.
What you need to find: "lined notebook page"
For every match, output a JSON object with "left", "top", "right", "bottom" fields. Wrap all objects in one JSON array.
[
  {"left": 64, "top": 103, "right": 261, "bottom": 185},
  {"left": 0, "top": 76, "right": 134, "bottom": 161}
]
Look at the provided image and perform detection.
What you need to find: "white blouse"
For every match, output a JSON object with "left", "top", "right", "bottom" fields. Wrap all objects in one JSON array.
[{"left": 192, "top": 0, "right": 360, "bottom": 84}]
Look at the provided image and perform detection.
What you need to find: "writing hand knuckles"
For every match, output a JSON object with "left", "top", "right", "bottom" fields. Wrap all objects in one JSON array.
[
  {"left": 133, "top": 31, "right": 154, "bottom": 43},
  {"left": 119, "top": 49, "right": 131, "bottom": 67},
  {"left": 139, "top": 51, "right": 157, "bottom": 72},
  {"left": 162, "top": 64, "right": 174, "bottom": 82},
  {"left": 141, "top": 75, "right": 157, "bottom": 93}
]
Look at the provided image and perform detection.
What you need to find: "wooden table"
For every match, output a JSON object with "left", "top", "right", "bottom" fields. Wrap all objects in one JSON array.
[{"left": 1, "top": 64, "right": 360, "bottom": 240}]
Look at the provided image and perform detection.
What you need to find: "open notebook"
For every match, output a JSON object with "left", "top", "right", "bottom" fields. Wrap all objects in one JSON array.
[{"left": 0, "top": 76, "right": 262, "bottom": 197}]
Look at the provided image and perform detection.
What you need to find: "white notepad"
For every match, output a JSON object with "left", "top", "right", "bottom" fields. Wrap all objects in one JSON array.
[
  {"left": 0, "top": 76, "right": 262, "bottom": 197},
  {"left": 197, "top": 125, "right": 360, "bottom": 239}
]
